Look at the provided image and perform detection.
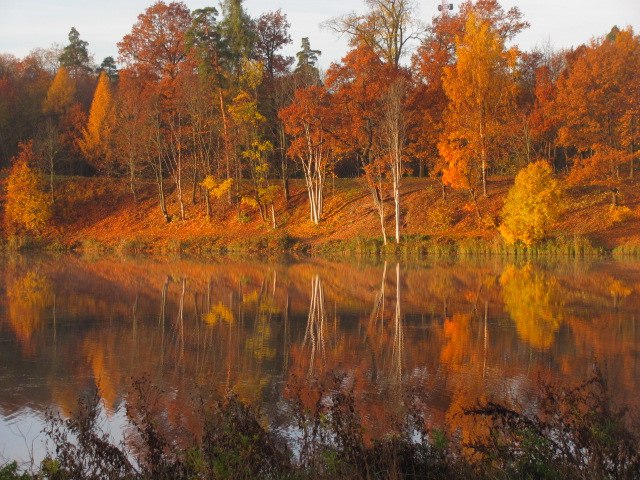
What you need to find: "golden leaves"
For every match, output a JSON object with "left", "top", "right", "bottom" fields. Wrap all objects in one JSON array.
[
  {"left": 500, "top": 264, "right": 563, "bottom": 350},
  {"left": 200, "top": 176, "right": 233, "bottom": 200},
  {"left": 77, "top": 72, "right": 113, "bottom": 169},
  {"left": 499, "top": 160, "right": 563, "bottom": 246},
  {"left": 42, "top": 66, "right": 75, "bottom": 115},
  {"left": 4, "top": 141, "right": 52, "bottom": 233},
  {"left": 203, "top": 302, "right": 234, "bottom": 326}
]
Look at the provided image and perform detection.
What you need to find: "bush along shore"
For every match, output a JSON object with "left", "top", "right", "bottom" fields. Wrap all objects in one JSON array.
[{"left": 1, "top": 368, "right": 639, "bottom": 479}]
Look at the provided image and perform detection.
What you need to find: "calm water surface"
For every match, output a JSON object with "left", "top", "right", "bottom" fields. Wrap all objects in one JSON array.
[{"left": 1, "top": 254, "right": 639, "bottom": 464}]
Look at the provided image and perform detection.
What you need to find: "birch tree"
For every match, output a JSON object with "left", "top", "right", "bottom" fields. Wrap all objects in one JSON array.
[
  {"left": 382, "top": 79, "right": 408, "bottom": 243},
  {"left": 279, "top": 86, "right": 335, "bottom": 224}
]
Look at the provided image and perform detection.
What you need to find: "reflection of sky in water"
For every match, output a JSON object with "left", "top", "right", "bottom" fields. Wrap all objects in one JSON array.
[
  {"left": 0, "top": 256, "right": 639, "bottom": 463},
  {"left": 0, "top": 403, "right": 128, "bottom": 467}
]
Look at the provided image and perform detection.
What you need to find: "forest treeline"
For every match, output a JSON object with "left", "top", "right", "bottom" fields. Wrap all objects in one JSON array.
[{"left": 0, "top": 0, "right": 638, "bottom": 247}]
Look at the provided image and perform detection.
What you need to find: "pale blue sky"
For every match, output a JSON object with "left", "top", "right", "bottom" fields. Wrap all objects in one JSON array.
[{"left": 0, "top": 0, "right": 638, "bottom": 68}]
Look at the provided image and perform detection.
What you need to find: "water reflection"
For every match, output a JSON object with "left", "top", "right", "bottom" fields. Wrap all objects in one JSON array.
[{"left": 0, "top": 255, "right": 639, "bottom": 461}]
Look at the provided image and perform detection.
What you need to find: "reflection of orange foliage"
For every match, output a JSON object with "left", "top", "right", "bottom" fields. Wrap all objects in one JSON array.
[
  {"left": 6, "top": 271, "right": 52, "bottom": 354},
  {"left": 1, "top": 255, "right": 640, "bottom": 446},
  {"left": 440, "top": 314, "right": 474, "bottom": 368},
  {"left": 83, "top": 336, "right": 120, "bottom": 414}
]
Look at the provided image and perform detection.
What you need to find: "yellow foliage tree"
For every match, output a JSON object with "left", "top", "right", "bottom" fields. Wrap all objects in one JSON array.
[
  {"left": 42, "top": 66, "right": 75, "bottom": 115},
  {"left": 439, "top": 12, "right": 518, "bottom": 199},
  {"left": 78, "top": 71, "right": 113, "bottom": 170},
  {"left": 499, "top": 160, "right": 562, "bottom": 246},
  {"left": 4, "top": 141, "right": 52, "bottom": 234},
  {"left": 200, "top": 177, "right": 233, "bottom": 221}
]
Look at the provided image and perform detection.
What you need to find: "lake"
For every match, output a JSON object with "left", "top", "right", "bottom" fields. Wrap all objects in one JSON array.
[{"left": 1, "top": 254, "right": 639, "bottom": 465}]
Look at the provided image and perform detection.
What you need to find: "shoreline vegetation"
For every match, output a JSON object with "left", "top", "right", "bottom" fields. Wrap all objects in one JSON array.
[
  {"left": 1, "top": 369, "right": 639, "bottom": 479},
  {"left": 2, "top": 176, "right": 640, "bottom": 260}
]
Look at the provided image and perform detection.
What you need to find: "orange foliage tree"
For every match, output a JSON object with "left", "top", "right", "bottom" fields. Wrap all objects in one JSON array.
[
  {"left": 326, "top": 45, "right": 391, "bottom": 242},
  {"left": 118, "top": 0, "right": 192, "bottom": 221},
  {"left": 557, "top": 27, "right": 640, "bottom": 205},
  {"left": 279, "top": 86, "right": 336, "bottom": 224}
]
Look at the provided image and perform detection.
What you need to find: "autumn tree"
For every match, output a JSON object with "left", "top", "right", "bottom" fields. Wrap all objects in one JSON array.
[
  {"left": 4, "top": 141, "right": 52, "bottom": 234},
  {"left": 381, "top": 78, "right": 409, "bottom": 243},
  {"left": 529, "top": 63, "right": 560, "bottom": 164},
  {"left": 439, "top": 12, "right": 518, "bottom": 202},
  {"left": 186, "top": 6, "right": 233, "bottom": 210},
  {"left": 42, "top": 66, "right": 75, "bottom": 116},
  {"left": 326, "top": 45, "right": 390, "bottom": 243},
  {"left": 557, "top": 27, "right": 640, "bottom": 206},
  {"left": 39, "top": 66, "right": 77, "bottom": 201},
  {"left": 34, "top": 119, "right": 62, "bottom": 202},
  {"left": 0, "top": 52, "right": 52, "bottom": 166},
  {"left": 411, "top": 0, "right": 528, "bottom": 188},
  {"left": 255, "top": 10, "right": 293, "bottom": 80},
  {"left": 254, "top": 10, "right": 294, "bottom": 203},
  {"left": 78, "top": 71, "right": 113, "bottom": 172},
  {"left": 323, "top": 0, "right": 424, "bottom": 67},
  {"left": 110, "top": 71, "right": 155, "bottom": 201},
  {"left": 118, "top": 1, "right": 192, "bottom": 221},
  {"left": 280, "top": 86, "right": 335, "bottom": 224},
  {"left": 229, "top": 59, "right": 279, "bottom": 226},
  {"left": 499, "top": 160, "right": 562, "bottom": 246}
]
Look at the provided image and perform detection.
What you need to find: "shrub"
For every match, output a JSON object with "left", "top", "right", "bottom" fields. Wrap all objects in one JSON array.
[
  {"left": 4, "top": 141, "right": 52, "bottom": 234},
  {"left": 608, "top": 205, "right": 635, "bottom": 225},
  {"left": 499, "top": 161, "right": 563, "bottom": 246}
]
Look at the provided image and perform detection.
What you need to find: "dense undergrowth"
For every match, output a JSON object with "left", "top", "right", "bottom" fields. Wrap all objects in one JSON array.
[{"left": 1, "top": 369, "right": 638, "bottom": 479}]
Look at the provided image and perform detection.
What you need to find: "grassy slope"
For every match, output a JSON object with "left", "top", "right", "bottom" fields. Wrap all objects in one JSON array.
[{"left": 3, "top": 174, "right": 640, "bottom": 254}]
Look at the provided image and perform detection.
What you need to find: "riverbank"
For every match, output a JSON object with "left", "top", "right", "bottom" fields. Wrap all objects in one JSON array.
[{"left": 2, "top": 175, "right": 640, "bottom": 258}]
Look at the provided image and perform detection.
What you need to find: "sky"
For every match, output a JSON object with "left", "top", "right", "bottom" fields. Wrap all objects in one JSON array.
[{"left": 0, "top": 0, "right": 638, "bottom": 69}]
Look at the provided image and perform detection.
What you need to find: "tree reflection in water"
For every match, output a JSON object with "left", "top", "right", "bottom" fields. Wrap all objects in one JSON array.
[{"left": 0, "top": 255, "right": 639, "bottom": 458}]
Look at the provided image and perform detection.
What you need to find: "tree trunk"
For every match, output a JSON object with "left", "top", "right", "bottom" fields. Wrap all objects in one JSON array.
[
  {"left": 279, "top": 125, "right": 290, "bottom": 202},
  {"left": 191, "top": 162, "right": 198, "bottom": 205},
  {"left": 129, "top": 158, "right": 137, "bottom": 202},
  {"left": 367, "top": 176, "right": 387, "bottom": 245},
  {"left": 157, "top": 156, "right": 170, "bottom": 222},
  {"left": 480, "top": 120, "right": 487, "bottom": 197},
  {"left": 393, "top": 176, "right": 400, "bottom": 244},
  {"left": 49, "top": 165, "right": 55, "bottom": 203},
  {"left": 218, "top": 89, "right": 232, "bottom": 204},
  {"left": 205, "top": 188, "right": 211, "bottom": 222},
  {"left": 271, "top": 204, "right": 276, "bottom": 229}
]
